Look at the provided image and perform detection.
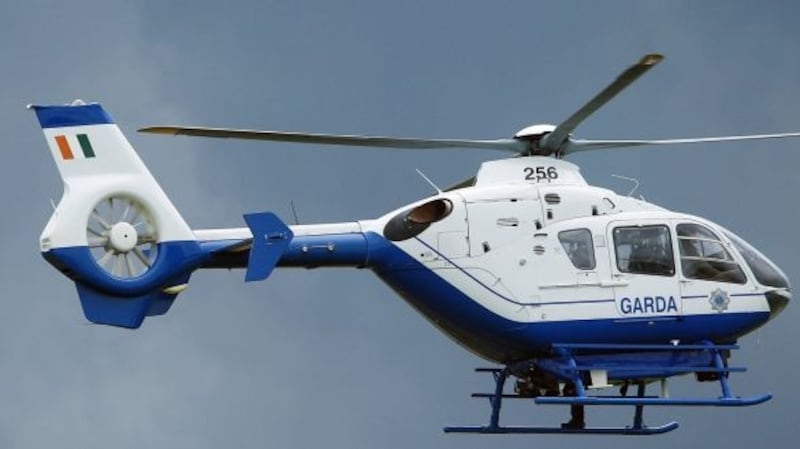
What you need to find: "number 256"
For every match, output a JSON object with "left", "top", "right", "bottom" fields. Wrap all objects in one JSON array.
[{"left": 524, "top": 166, "right": 558, "bottom": 181}]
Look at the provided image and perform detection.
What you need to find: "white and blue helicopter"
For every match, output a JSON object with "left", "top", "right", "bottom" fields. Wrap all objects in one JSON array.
[{"left": 32, "top": 54, "right": 797, "bottom": 435}]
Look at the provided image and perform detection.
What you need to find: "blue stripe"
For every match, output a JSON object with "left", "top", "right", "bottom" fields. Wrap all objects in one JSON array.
[
  {"left": 31, "top": 103, "right": 114, "bottom": 128},
  {"left": 367, "top": 232, "right": 771, "bottom": 362},
  {"left": 43, "top": 241, "right": 204, "bottom": 296}
]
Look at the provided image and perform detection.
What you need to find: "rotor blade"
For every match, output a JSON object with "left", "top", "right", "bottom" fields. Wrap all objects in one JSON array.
[
  {"left": 98, "top": 249, "right": 115, "bottom": 268},
  {"left": 128, "top": 208, "right": 142, "bottom": 227},
  {"left": 139, "top": 126, "right": 524, "bottom": 152},
  {"left": 87, "top": 236, "right": 109, "bottom": 248},
  {"left": 112, "top": 255, "right": 123, "bottom": 277},
  {"left": 133, "top": 247, "right": 151, "bottom": 267},
  {"left": 87, "top": 226, "right": 106, "bottom": 238},
  {"left": 540, "top": 54, "right": 664, "bottom": 152},
  {"left": 108, "top": 197, "right": 115, "bottom": 222},
  {"left": 120, "top": 201, "right": 133, "bottom": 223},
  {"left": 566, "top": 132, "right": 800, "bottom": 153},
  {"left": 91, "top": 209, "right": 111, "bottom": 230},
  {"left": 124, "top": 253, "right": 136, "bottom": 277}
]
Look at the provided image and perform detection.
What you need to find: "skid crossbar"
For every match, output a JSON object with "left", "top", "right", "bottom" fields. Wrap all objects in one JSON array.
[{"left": 444, "top": 341, "right": 770, "bottom": 436}]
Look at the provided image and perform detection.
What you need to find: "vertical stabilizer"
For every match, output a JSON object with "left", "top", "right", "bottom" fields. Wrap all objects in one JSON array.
[{"left": 31, "top": 101, "right": 202, "bottom": 327}]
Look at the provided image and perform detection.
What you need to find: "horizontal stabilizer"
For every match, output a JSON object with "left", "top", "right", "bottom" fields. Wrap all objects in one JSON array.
[
  {"left": 243, "top": 212, "right": 293, "bottom": 282},
  {"left": 76, "top": 279, "right": 188, "bottom": 329}
]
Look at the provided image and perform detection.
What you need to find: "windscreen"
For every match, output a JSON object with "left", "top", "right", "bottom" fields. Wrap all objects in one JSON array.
[{"left": 723, "top": 230, "right": 789, "bottom": 289}]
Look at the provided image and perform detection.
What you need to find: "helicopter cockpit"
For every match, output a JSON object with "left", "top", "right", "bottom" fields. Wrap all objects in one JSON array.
[
  {"left": 606, "top": 219, "right": 788, "bottom": 290},
  {"left": 524, "top": 211, "right": 789, "bottom": 316}
]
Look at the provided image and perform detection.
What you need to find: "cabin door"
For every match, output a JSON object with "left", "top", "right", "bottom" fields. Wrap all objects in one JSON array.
[{"left": 607, "top": 220, "right": 683, "bottom": 319}]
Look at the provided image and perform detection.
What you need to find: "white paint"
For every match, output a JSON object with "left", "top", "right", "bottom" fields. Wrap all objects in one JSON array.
[{"left": 40, "top": 123, "right": 195, "bottom": 248}]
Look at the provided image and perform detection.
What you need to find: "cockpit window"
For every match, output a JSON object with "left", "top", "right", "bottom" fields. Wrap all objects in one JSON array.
[
  {"left": 614, "top": 225, "right": 675, "bottom": 276},
  {"left": 724, "top": 230, "right": 790, "bottom": 289},
  {"left": 677, "top": 223, "right": 746, "bottom": 284},
  {"left": 559, "top": 229, "right": 595, "bottom": 270}
]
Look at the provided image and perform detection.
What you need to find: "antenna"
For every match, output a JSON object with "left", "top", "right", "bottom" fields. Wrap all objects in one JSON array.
[
  {"left": 290, "top": 200, "right": 300, "bottom": 225},
  {"left": 415, "top": 168, "right": 442, "bottom": 195},
  {"left": 611, "top": 174, "right": 640, "bottom": 197}
]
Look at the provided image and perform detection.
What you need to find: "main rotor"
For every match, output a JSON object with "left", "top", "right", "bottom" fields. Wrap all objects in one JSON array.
[{"left": 140, "top": 54, "right": 800, "bottom": 157}]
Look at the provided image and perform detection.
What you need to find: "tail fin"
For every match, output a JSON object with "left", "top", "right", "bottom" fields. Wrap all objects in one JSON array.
[{"left": 32, "top": 101, "right": 203, "bottom": 328}]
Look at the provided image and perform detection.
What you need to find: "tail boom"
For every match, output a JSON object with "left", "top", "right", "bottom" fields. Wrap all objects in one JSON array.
[
  {"left": 199, "top": 220, "right": 371, "bottom": 271},
  {"left": 33, "top": 101, "right": 373, "bottom": 329}
]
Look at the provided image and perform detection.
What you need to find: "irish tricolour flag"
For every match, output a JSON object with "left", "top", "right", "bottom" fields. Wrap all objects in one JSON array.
[{"left": 54, "top": 133, "right": 96, "bottom": 160}]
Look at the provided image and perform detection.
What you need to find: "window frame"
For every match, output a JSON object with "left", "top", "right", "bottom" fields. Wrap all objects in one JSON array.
[
  {"left": 677, "top": 223, "right": 747, "bottom": 285},
  {"left": 613, "top": 224, "right": 676, "bottom": 277},
  {"left": 558, "top": 228, "right": 596, "bottom": 271}
]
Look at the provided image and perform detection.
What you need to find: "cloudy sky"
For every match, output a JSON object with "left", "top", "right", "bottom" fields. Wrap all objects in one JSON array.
[{"left": 1, "top": 1, "right": 799, "bottom": 447}]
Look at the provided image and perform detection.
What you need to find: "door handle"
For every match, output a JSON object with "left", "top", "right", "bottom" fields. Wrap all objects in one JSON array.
[{"left": 600, "top": 279, "right": 629, "bottom": 287}]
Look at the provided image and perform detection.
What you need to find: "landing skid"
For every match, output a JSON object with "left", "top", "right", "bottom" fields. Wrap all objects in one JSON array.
[
  {"left": 444, "top": 342, "right": 769, "bottom": 436},
  {"left": 444, "top": 422, "right": 679, "bottom": 436},
  {"left": 535, "top": 394, "right": 772, "bottom": 407}
]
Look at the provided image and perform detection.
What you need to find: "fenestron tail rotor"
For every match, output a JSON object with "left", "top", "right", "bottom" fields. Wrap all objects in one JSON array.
[
  {"left": 139, "top": 53, "right": 800, "bottom": 157},
  {"left": 87, "top": 195, "right": 158, "bottom": 279}
]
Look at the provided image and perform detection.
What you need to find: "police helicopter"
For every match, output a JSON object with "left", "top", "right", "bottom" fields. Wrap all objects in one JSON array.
[{"left": 31, "top": 54, "right": 798, "bottom": 435}]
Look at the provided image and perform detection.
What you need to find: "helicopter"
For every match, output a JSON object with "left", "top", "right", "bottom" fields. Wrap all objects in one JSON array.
[{"left": 31, "top": 54, "right": 798, "bottom": 435}]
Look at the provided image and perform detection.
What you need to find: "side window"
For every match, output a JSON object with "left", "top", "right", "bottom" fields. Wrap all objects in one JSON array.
[
  {"left": 614, "top": 225, "right": 675, "bottom": 276},
  {"left": 558, "top": 229, "right": 595, "bottom": 270},
  {"left": 678, "top": 223, "right": 746, "bottom": 284}
]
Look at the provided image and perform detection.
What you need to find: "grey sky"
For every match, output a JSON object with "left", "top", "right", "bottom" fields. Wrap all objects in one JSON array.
[{"left": 1, "top": 1, "right": 798, "bottom": 447}]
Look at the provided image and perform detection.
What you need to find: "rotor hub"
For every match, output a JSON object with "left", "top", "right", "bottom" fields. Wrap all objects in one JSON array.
[
  {"left": 512, "top": 124, "right": 559, "bottom": 156},
  {"left": 109, "top": 222, "right": 138, "bottom": 253},
  {"left": 514, "top": 124, "right": 556, "bottom": 139}
]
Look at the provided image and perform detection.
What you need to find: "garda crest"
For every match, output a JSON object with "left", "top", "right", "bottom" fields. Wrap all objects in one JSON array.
[{"left": 708, "top": 289, "right": 730, "bottom": 313}]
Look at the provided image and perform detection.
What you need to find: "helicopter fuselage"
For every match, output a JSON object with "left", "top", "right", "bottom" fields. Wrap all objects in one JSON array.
[{"left": 200, "top": 157, "right": 790, "bottom": 363}]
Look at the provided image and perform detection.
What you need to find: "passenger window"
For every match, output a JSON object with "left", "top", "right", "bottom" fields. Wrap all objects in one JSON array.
[
  {"left": 677, "top": 223, "right": 746, "bottom": 284},
  {"left": 558, "top": 229, "right": 595, "bottom": 270},
  {"left": 614, "top": 225, "right": 675, "bottom": 276}
]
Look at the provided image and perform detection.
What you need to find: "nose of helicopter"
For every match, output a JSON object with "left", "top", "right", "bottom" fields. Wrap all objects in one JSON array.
[{"left": 765, "top": 289, "right": 791, "bottom": 320}]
